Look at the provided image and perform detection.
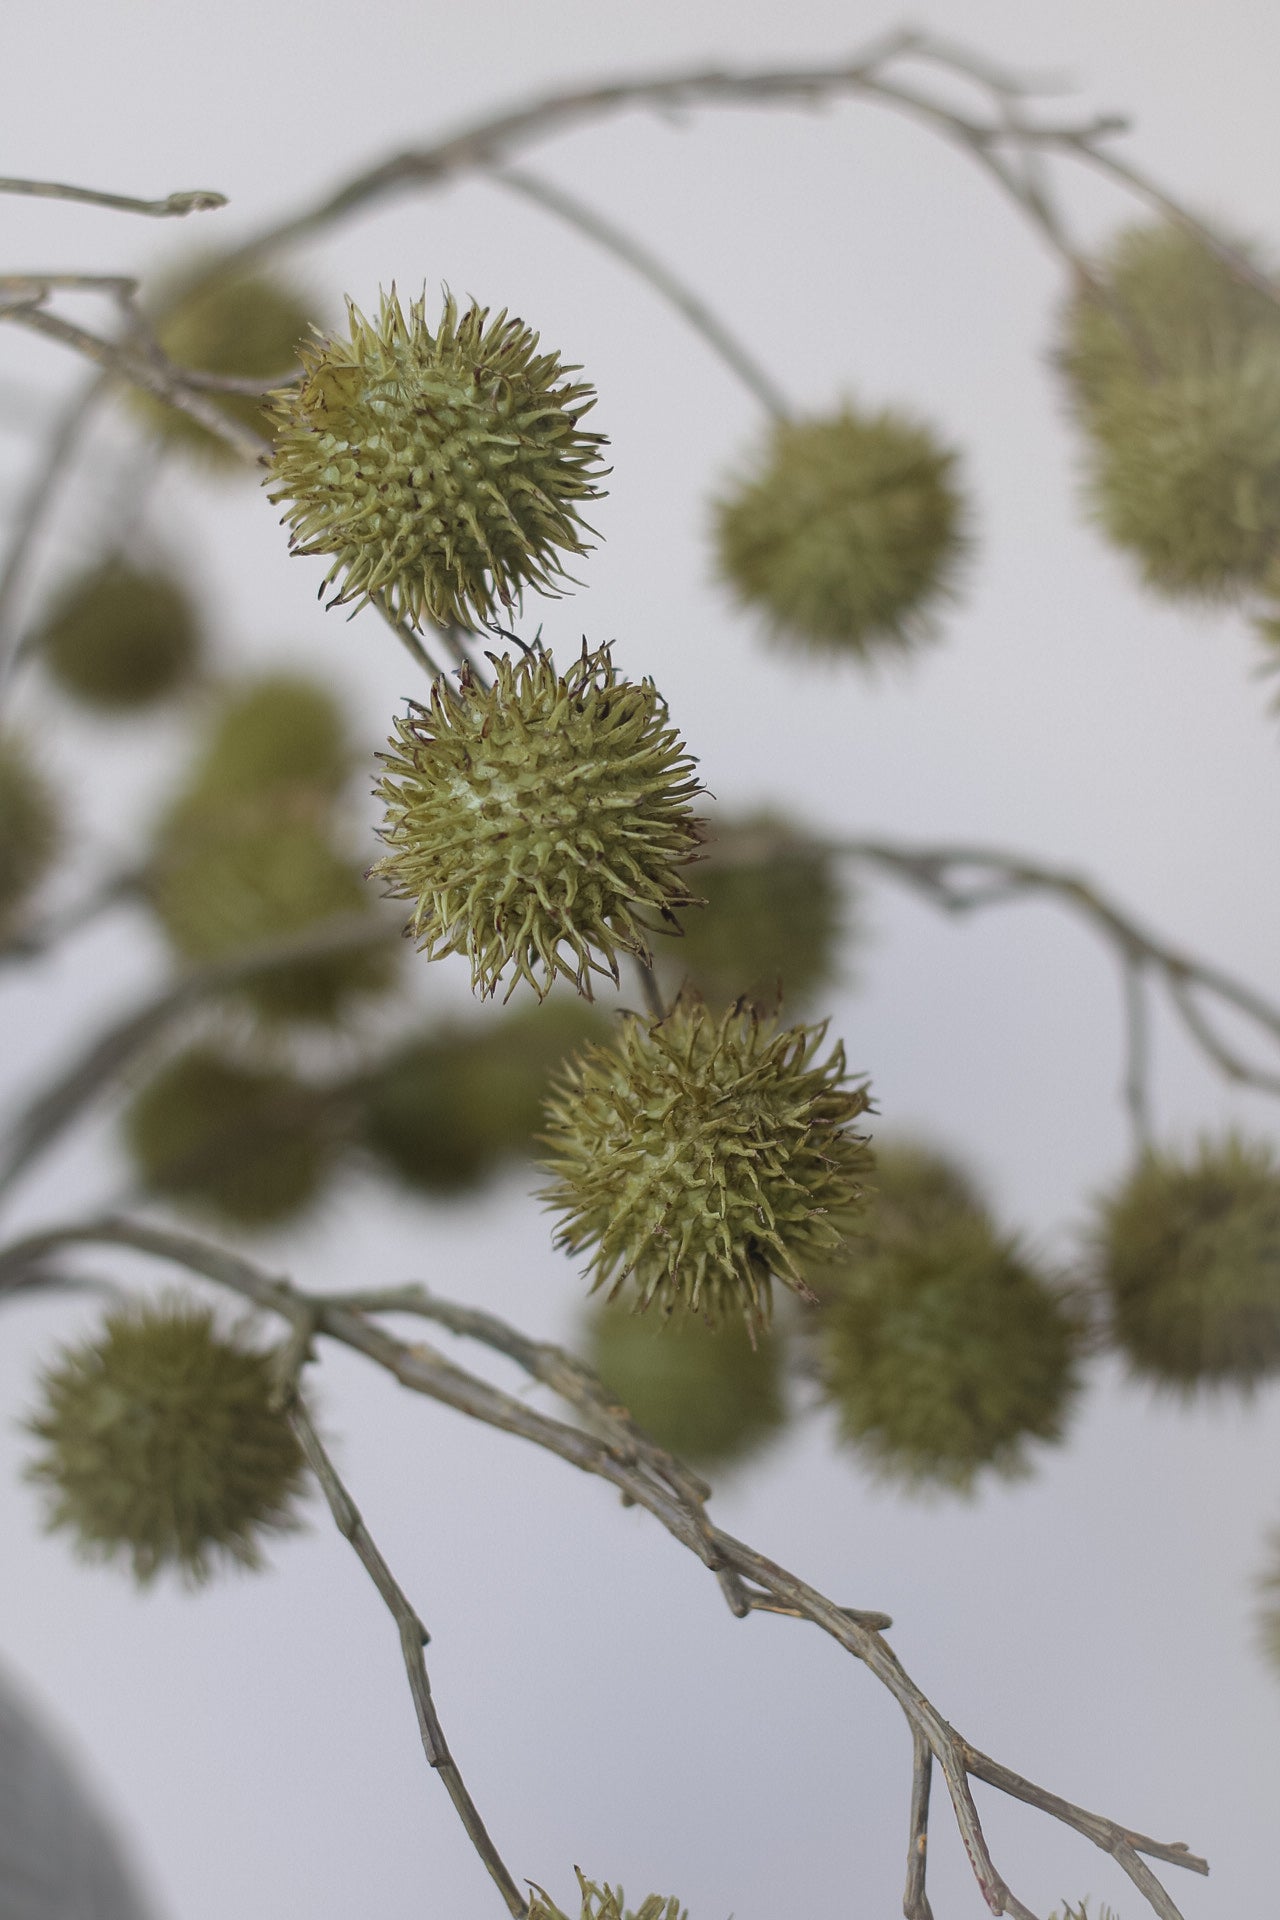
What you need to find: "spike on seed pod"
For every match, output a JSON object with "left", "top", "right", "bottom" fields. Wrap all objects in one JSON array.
[
  {"left": 374, "top": 642, "right": 704, "bottom": 1001},
  {"left": 33, "top": 559, "right": 202, "bottom": 710},
  {"left": 1089, "top": 1133, "right": 1280, "bottom": 1392},
  {"left": 712, "top": 405, "right": 969, "bottom": 662},
  {"left": 0, "top": 734, "right": 60, "bottom": 934},
  {"left": 586, "top": 1299, "right": 787, "bottom": 1468},
  {"left": 528, "top": 1870, "right": 688, "bottom": 1920},
  {"left": 25, "top": 1298, "right": 308, "bottom": 1585},
  {"left": 538, "top": 993, "right": 873, "bottom": 1332},
  {"left": 265, "top": 289, "right": 608, "bottom": 629}
]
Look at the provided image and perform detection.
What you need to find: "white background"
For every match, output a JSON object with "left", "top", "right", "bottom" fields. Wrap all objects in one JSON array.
[{"left": 2, "top": 2, "right": 1279, "bottom": 1916}]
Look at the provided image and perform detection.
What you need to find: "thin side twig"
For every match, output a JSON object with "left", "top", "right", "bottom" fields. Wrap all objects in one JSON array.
[{"left": 0, "top": 178, "right": 226, "bottom": 218}]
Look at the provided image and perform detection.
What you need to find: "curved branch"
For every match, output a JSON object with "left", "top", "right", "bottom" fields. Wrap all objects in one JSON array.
[{"left": 0, "top": 177, "right": 226, "bottom": 218}]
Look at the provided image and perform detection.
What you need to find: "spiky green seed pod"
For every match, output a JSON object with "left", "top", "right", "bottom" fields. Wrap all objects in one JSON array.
[
  {"left": 136, "top": 263, "right": 317, "bottom": 466},
  {"left": 25, "top": 1299, "right": 308, "bottom": 1585},
  {"left": 816, "top": 1144, "right": 1079, "bottom": 1491},
  {"left": 265, "top": 290, "right": 607, "bottom": 629},
  {"left": 149, "top": 800, "right": 395, "bottom": 1023},
  {"left": 528, "top": 1871, "right": 687, "bottom": 1920},
  {"left": 375, "top": 643, "right": 704, "bottom": 1001},
  {"left": 189, "top": 674, "right": 350, "bottom": 801},
  {"left": 33, "top": 559, "right": 201, "bottom": 710},
  {"left": 586, "top": 1299, "right": 786, "bottom": 1468},
  {"left": 539, "top": 995, "right": 872, "bottom": 1330},
  {"left": 359, "top": 998, "right": 612, "bottom": 1197},
  {"left": 1057, "top": 222, "right": 1280, "bottom": 598},
  {"left": 1089, "top": 1134, "right": 1280, "bottom": 1392},
  {"left": 124, "top": 1047, "right": 341, "bottom": 1227},
  {"left": 713, "top": 406, "right": 968, "bottom": 661},
  {"left": 0, "top": 734, "right": 60, "bottom": 934},
  {"left": 656, "top": 812, "right": 848, "bottom": 1013}
]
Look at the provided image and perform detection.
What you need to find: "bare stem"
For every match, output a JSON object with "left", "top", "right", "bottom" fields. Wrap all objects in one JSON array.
[{"left": 0, "top": 178, "right": 226, "bottom": 218}]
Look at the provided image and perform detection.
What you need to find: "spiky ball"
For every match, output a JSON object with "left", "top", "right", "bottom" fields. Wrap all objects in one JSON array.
[
  {"left": 25, "top": 1299, "right": 308, "bottom": 1585},
  {"left": 137, "top": 263, "right": 316, "bottom": 466},
  {"left": 33, "top": 560, "right": 201, "bottom": 709},
  {"left": 375, "top": 643, "right": 704, "bottom": 1000},
  {"left": 265, "top": 290, "right": 607, "bottom": 628},
  {"left": 587, "top": 1300, "right": 786, "bottom": 1468},
  {"left": 0, "top": 734, "right": 60, "bottom": 934},
  {"left": 1058, "top": 222, "right": 1280, "bottom": 597},
  {"left": 190, "top": 675, "right": 350, "bottom": 801},
  {"left": 124, "top": 1047, "right": 340, "bottom": 1227},
  {"left": 539, "top": 995, "right": 872, "bottom": 1329},
  {"left": 528, "top": 1871, "right": 687, "bottom": 1920},
  {"left": 657, "top": 812, "right": 848, "bottom": 1012},
  {"left": 1090, "top": 1134, "right": 1280, "bottom": 1392},
  {"left": 816, "top": 1144, "right": 1079, "bottom": 1490},
  {"left": 713, "top": 406, "right": 968, "bottom": 660}
]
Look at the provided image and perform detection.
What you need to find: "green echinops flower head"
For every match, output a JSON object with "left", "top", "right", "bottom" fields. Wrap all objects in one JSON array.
[
  {"left": 539, "top": 994, "right": 872, "bottom": 1330},
  {"left": 814, "top": 1144, "right": 1079, "bottom": 1491},
  {"left": 1089, "top": 1133, "right": 1280, "bottom": 1392},
  {"left": 374, "top": 642, "right": 704, "bottom": 1001},
  {"left": 124, "top": 1046, "right": 341, "bottom": 1228},
  {"left": 265, "top": 290, "right": 608, "bottom": 629},
  {"left": 713, "top": 405, "right": 969, "bottom": 661},
  {"left": 528, "top": 1871, "right": 687, "bottom": 1920},
  {"left": 33, "top": 559, "right": 202, "bottom": 710},
  {"left": 0, "top": 734, "right": 60, "bottom": 935},
  {"left": 25, "top": 1298, "right": 308, "bottom": 1585},
  {"left": 586, "top": 1299, "right": 787, "bottom": 1468}
]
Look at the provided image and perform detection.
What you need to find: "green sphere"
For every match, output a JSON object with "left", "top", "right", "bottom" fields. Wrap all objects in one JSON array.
[
  {"left": 0, "top": 735, "right": 60, "bottom": 934},
  {"left": 34, "top": 560, "right": 201, "bottom": 710},
  {"left": 124, "top": 1047, "right": 340, "bottom": 1227},
  {"left": 816, "top": 1144, "right": 1079, "bottom": 1490},
  {"left": 25, "top": 1298, "right": 308, "bottom": 1585},
  {"left": 586, "top": 1301, "right": 786, "bottom": 1469},
  {"left": 190, "top": 674, "right": 350, "bottom": 801},
  {"left": 713, "top": 406, "right": 969, "bottom": 661},
  {"left": 1091, "top": 1134, "right": 1280, "bottom": 1392}
]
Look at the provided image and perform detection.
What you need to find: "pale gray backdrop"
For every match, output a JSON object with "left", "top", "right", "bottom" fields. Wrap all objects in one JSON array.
[{"left": 1, "top": 2, "right": 1278, "bottom": 1916}]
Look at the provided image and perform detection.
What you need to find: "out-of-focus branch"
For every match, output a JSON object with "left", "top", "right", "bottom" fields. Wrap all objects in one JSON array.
[
  {"left": 0, "top": 178, "right": 226, "bottom": 218},
  {"left": 0, "top": 1216, "right": 1211, "bottom": 1919}
]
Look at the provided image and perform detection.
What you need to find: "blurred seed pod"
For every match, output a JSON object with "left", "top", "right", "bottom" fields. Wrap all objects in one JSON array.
[
  {"left": 815, "top": 1144, "right": 1080, "bottom": 1491},
  {"left": 529, "top": 1872, "right": 686, "bottom": 1920},
  {"left": 1057, "top": 221, "right": 1280, "bottom": 598},
  {"left": 25, "top": 1297, "right": 308, "bottom": 1585},
  {"left": 585, "top": 1299, "right": 787, "bottom": 1469},
  {"left": 654, "top": 812, "right": 848, "bottom": 1013},
  {"left": 1089, "top": 1134, "right": 1280, "bottom": 1392},
  {"left": 358, "top": 997, "right": 611, "bottom": 1197},
  {"left": 33, "top": 559, "right": 201, "bottom": 710},
  {"left": 135, "top": 262, "right": 318, "bottom": 467},
  {"left": 1256, "top": 1528, "right": 1280, "bottom": 1680},
  {"left": 0, "top": 734, "right": 60, "bottom": 935},
  {"left": 123, "top": 1046, "right": 342, "bottom": 1227},
  {"left": 712, "top": 405, "right": 969, "bottom": 662},
  {"left": 188, "top": 674, "right": 350, "bottom": 802}
]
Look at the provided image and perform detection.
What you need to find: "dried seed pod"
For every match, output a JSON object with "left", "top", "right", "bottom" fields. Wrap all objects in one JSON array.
[
  {"left": 0, "top": 734, "right": 60, "bottom": 933},
  {"left": 189, "top": 674, "right": 350, "bottom": 801},
  {"left": 528, "top": 1871, "right": 687, "bottom": 1920},
  {"left": 33, "top": 560, "right": 201, "bottom": 710},
  {"left": 586, "top": 1300, "right": 787, "bottom": 1468},
  {"left": 26, "top": 1299, "right": 308, "bottom": 1585}
]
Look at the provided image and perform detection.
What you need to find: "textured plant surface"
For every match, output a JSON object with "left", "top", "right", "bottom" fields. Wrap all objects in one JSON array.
[
  {"left": 539, "top": 994, "right": 872, "bottom": 1328},
  {"left": 586, "top": 1297, "right": 786, "bottom": 1467},
  {"left": 124, "top": 1046, "right": 340, "bottom": 1227},
  {"left": 33, "top": 558, "right": 202, "bottom": 709},
  {"left": 0, "top": 734, "right": 60, "bottom": 933},
  {"left": 1091, "top": 1134, "right": 1280, "bottom": 1391},
  {"left": 713, "top": 405, "right": 968, "bottom": 659},
  {"left": 26, "top": 1299, "right": 308, "bottom": 1584},
  {"left": 656, "top": 811, "right": 847, "bottom": 1013},
  {"left": 528, "top": 1871, "right": 686, "bottom": 1920},
  {"left": 375, "top": 642, "right": 703, "bottom": 1000},
  {"left": 1058, "top": 221, "right": 1280, "bottom": 596},
  {"left": 266, "top": 290, "right": 607, "bottom": 628},
  {"left": 816, "top": 1144, "right": 1080, "bottom": 1489}
]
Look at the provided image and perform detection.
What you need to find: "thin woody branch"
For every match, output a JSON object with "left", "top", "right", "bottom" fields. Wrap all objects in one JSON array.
[{"left": 0, "top": 177, "right": 226, "bottom": 218}]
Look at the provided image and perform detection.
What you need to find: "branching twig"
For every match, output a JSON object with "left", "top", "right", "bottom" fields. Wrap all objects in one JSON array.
[{"left": 0, "top": 178, "right": 226, "bottom": 218}]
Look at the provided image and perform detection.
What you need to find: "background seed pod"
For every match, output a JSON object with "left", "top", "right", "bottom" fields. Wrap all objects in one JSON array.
[
  {"left": 0, "top": 734, "right": 61, "bottom": 935},
  {"left": 33, "top": 560, "right": 202, "bottom": 710},
  {"left": 187, "top": 674, "right": 351, "bottom": 802},
  {"left": 585, "top": 1299, "right": 787, "bottom": 1469},
  {"left": 653, "top": 812, "right": 849, "bottom": 1013},
  {"left": 24, "top": 1297, "right": 308, "bottom": 1585},
  {"left": 123, "top": 1046, "right": 343, "bottom": 1227},
  {"left": 1089, "top": 1134, "right": 1280, "bottom": 1392},
  {"left": 712, "top": 405, "right": 969, "bottom": 662},
  {"left": 814, "top": 1143, "right": 1080, "bottom": 1491},
  {"left": 1256, "top": 1529, "right": 1280, "bottom": 1681},
  {"left": 135, "top": 263, "right": 318, "bottom": 467},
  {"left": 1056, "top": 221, "right": 1280, "bottom": 598},
  {"left": 528, "top": 1873, "right": 686, "bottom": 1920}
]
